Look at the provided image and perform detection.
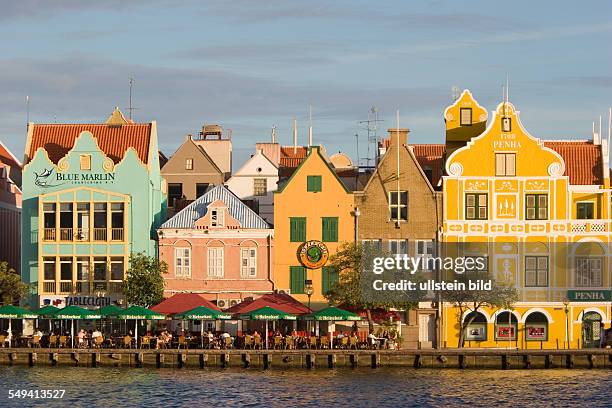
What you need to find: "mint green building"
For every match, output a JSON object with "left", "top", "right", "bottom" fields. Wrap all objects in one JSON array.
[{"left": 21, "top": 109, "right": 166, "bottom": 308}]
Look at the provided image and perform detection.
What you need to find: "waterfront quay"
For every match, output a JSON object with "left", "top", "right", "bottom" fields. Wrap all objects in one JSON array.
[{"left": 0, "top": 348, "right": 610, "bottom": 370}]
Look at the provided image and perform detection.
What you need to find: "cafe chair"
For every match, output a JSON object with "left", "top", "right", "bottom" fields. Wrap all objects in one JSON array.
[
  {"left": 95, "top": 336, "right": 104, "bottom": 349},
  {"left": 349, "top": 336, "right": 358, "bottom": 350},
  {"left": 178, "top": 335, "right": 187, "bottom": 350},
  {"left": 224, "top": 337, "right": 233, "bottom": 349},
  {"left": 285, "top": 336, "right": 294, "bottom": 350},
  {"left": 59, "top": 336, "right": 68, "bottom": 348},
  {"left": 0, "top": 335, "right": 5, "bottom": 348},
  {"left": 244, "top": 335, "right": 253, "bottom": 349},
  {"left": 274, "top": 336, "right": 283, "bottom": 350},
  {"left": 48, "top": 335, "right": 58, "bottom": 348},
  {"left": 309, "top": 336, "right": 318, "bottom": 349},
  {"left": 140, "top": 336, "right": 150, "bottom": 349},
  {"left": 320, "top": 336, "right": 329, "bottom": 349},
  {"left": 123, "top": 335, "right": 132, "bottom": 349},
  {"left": 340, "top": 337, "right": 349, "bottom": 349},
  {"left": 31, "top": 336, "right": 41, "bottom": 348},
  {"left": 253, "top": 336, "right": 262, "bottom": 350}
]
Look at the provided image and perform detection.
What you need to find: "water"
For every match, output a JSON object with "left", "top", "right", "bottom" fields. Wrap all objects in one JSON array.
[{"left": 0, "top": 367, "right": 610, "bottom": 407}]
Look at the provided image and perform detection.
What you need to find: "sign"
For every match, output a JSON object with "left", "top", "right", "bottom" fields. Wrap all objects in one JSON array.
[
  {"left": 34, "top": 167, "right": 115, "bottom": 189},
  {"left": 66, "top": 296, "right": 111, "bottom": 308},
  {"left": 298, "top": 240, "right": 329, "bottom": 269},
  {"left": 465, "top": 323, "right": 486, "bottom": 341},
  {"left": 567, "top": 290, "right": 612, "bottom": 302},
  {"left": 495, "top": 325, "right": 516, "bottom": 340},
  {"left": 40, "top": 295, "right": 66, "bottom": 308},
  {"left": 526, "top": 325, "right": 547, "bottom": 341}
]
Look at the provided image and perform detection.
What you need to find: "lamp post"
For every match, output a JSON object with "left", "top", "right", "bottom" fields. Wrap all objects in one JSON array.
[
  {"left": 563, "top": 298, "right": 570, "bottom": 349},
  {"left": 305, "top": 279, "right": 314, "bottom": 334}
]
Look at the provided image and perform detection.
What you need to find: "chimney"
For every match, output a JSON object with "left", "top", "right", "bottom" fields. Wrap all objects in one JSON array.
[
  {"left": 256, "top": 142, "right": 280, "bottom": 166},
  {"left": 387, "top": 128, "right": 409, "bottom": 146}
]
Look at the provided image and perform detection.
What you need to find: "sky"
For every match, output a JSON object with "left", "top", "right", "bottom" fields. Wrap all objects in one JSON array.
[{"left": 1, "top": 0, "right": 611, "bottom": 168}]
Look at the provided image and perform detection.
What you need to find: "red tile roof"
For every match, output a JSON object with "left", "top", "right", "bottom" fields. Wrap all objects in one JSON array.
[
  {"left": 0, "top": 141, "right": 21, "bottom": 169},
  {"left": 226, "top": 293, "right": 311, "bottom": 315},
  {"left": 150, "top": 293, "right": 220, "bottom": 315},
  {"left": 27, "top": 123, "right": 152, "bottom": 165},
  {"left": 411, "top": 144, "right": 445, "bottom": 187},
  {"left": 279, "top": 146, "right": 308, "bottom": 168},
  {"left": 544, "top": 141, "right": 603, "bottom": 185}
]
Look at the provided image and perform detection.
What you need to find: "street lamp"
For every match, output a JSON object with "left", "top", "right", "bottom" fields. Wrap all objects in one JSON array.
[
  {"left": 304, "top": 279, "right": 314, "bottom": 334},
  {"left": 563, "top": 298, "right": 570, "bottom": 349}
]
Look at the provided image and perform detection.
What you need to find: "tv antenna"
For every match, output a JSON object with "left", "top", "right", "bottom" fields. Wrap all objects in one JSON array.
[
  {"left": 452, "top": 85, "right": 460, "bottom": 101},
  {"left": 358, "top": 106, "right": 384, "bottom": 167},
  {"left": 127, "top": 75, "right": 138, "bottom": 120}
]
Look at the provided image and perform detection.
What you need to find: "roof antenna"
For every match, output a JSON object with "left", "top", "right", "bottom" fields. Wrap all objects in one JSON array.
[
  {"left": 293, "top": 117, "right": 297, "bottom": 154},
  {"left": 271, "top": 126, "right": 276, "bottom": 143},
  {"left": 128, "top": 75, "right": 138, "bottom": 120},
  {"left": 308, "top": 105, "right": 313, "bottom": 147},
  {"left": 26, "top": 95, "right": 30, "bottom": 126}
]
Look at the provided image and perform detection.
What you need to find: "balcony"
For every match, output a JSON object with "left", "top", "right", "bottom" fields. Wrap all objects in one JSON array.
[
  {"left": 109, "top": 282, "right": 123, "bottom": 294},
  {"left": 59, "top": 228, "right": 73, "bottom": 241},
  {"left": 43, "top": 228, "right": 56, "bottom": 241},
  {"left": 41, "top": 227, "right": 125, "bottom": 242},
  {"left": 42, "top": 281, "right": 56, "bottom": 294},
  {"left": 93, "top": 228, "right": 107, "bottom": 241},
  {"left": 41, "top": 281, "right": 124, "bottom": 295},
  {"left": 111, "top": 228, "right": 124, "bottom": 241},
  {"left": 570, "top": 221, "right": 607, "bottom": 233}
]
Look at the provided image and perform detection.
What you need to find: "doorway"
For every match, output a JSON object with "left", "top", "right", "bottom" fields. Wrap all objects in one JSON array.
[
  {"left": 582, "top": 311, "right": 602, "bottom": 348},
  {"left": 418, "top": 313, "right": 436, "bottom": 348}
]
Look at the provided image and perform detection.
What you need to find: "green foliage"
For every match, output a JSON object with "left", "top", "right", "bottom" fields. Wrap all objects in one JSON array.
[
  {"left": 0, "top": 261, "right": 29, "bottom": 305},
  {"left": 122, "top": 253, "right": 167, "bottom": 308}
]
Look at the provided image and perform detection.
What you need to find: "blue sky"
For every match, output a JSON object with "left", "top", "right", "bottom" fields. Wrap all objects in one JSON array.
[{"left": 1, "top": 0, "right": 611, "bottom": 168}]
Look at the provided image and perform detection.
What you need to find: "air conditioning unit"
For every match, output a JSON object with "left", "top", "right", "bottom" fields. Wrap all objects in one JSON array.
[
  {"left": 229, "top": 299, "right": 240, "bottom": 307},
  {"left": 276, "top": 289, "right": 291, "bottom": 295},
  {"left": 217, "top": 299, "right": 228, "bottom": 309}
]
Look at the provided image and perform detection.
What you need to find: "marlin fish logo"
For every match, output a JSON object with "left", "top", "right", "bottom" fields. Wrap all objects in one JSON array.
[{"left": 34, "top": 168, "right": 54, "bottom": 187}]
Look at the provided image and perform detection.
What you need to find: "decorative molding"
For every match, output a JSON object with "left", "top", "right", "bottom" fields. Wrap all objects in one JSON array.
[
  {"left": 547, "top": 162, "right": 562, "bottom": 177},
  {"left": 448, "top": 162, "right": 463, "bottom": 176}
]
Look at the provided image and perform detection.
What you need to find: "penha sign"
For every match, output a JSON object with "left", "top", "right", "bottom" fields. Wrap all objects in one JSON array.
[{"left": 567, "top": 290, "right": 612, "bottom": 302}]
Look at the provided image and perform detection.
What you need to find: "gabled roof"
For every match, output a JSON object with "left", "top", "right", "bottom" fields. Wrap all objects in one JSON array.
[
  {"left": 411, "top": 144, "right": 445, "bottom": 188},
  {"left": 150, "top": 293, "right": 220, "bottom": 315},
  {"left": 226, "top": 293, "right": 311, "bottom": 315},
  {"left": 543, "top": 141, "right": 603, "bottom": 185},
  {"left": 160, "top": 184, "right": 269, "bottom": 229},
  {"left": 27, "top": 123, "right": 152, "bottom": 165},
  {"left": 280, "top": 146, "right": 308, "bottom": 167},
  {"left": 0, "top": 140, "right": 22, "bottom": 169}
]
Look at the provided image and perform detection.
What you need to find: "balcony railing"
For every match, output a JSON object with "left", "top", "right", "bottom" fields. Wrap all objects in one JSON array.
[
  {"left": 42, "top": 281, "right": 56, "bottom": 294},
  {"left": 41, "top": 227, "right": 125, "bottom": 242},
  {"left": 109, "top": 282, "right": 123, "bottom": 294},
  {"left": 571, "top": 221, "right": 607, "bottom": 233},
  {"left": 43, "top": 228, "right": 56, "bottom": 241},
  {"left": 42, "top": 281, "right": 123, "bottom": 295},
  {"left": 59, "top": 228, "right": 73, "bottom": 241},
  {"left": 74, "top": 228, "right": 89, "bottom": 241},
  {"left": 76, "top": 281, "right": 89, "bottom": 294},
  {"left": 111, "top": 228, "right": 124, "bottom": 241},
  {"left": 59, "top": 281, "right": 72, "bottom": 293},
  {"left": 93, "top": 228, "right": 107, "bottom": 241}
]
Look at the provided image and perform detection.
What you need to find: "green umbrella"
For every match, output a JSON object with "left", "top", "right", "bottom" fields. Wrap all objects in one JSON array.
[
  {"left": 97, "top": 304, "right": 123, "bottom": 318},
  {"left": 239, "top": 306, "right": 296, "bottom": 350},
  {"left": 53, "top": 306, "right": 101, "bottom": 348},
  {"left": 176, "top": 306, "right": 232, "bottom": 348},
  {"left": 116, "top": 306, "right": 165, "bottom": 346},
  {"left": 35, "top": 305, "right": 60, "bottom": 318},
  {"left": 0, "top": 305, "right": 37, "bottom": 347},
  {"left": 302, "top": 307, "right": 361, "bottom": 349}
]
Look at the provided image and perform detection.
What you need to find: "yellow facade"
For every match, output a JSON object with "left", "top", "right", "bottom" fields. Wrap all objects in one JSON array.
[
  {"left": 442, "top": 91, "right": 612, "bottom": 348},
  {"left": 274, "top": 146, "right": 355, "bottom": 305}
]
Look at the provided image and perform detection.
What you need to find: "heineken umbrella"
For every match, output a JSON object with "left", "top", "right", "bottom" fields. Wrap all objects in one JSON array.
[
  {"left": 0, "top": 305, "right": 38, "bottom": 347},
  {"left": 53, "top": 306, "right": 101, "bottom": 348},
  {"left": 176, "top": 306, "right": 232, "bottom": 348},
  {"left": 97, "top": 304, "right": 124, "bottom": 335},
  {"left": 302, "top": 306, "right": 361, "bottom": 349},
  {"left": 239, "top": 306, "right": 297, "bottom": 350},
  {"left": 116, "top": 306, "right": 165, "bottom": 345},
  {"left": 35, "top": 305, "right": 60, "bottom": 335}
]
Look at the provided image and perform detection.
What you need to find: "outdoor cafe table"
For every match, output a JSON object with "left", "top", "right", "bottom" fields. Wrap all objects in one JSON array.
[
  {"left": 239, "top": 306, "right": 297, "bottom": 350},
  {"left": 116, "top": 306, "right": 165, "bottom": 347},
  {"left": 174, "top": 306, "right": 232, "bottom": 348},
  {"left": 52, "top": 306, "right": 101, "bottom": 348},
  {"left": 301, "top": 306, "right": 361, "bottom": 349},
  {"left": 0, "top": 305, "right": 38, "bottom": 347}
]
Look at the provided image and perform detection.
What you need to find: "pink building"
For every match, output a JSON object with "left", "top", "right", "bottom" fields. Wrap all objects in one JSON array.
[
  {"left": 0, "top": 141, "right": 22, "bottom": 273},
  {"left": 158, "top": 185, "right": 274, "bottom": 308}
]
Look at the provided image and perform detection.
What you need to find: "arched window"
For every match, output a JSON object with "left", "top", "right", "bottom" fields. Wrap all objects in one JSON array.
[
  {"left": 464, "top": 311, "right": 487, "bottom": 341},
  {"left": 525, "top": 311, "right": 548, "bottom": 341},
  {"left": 582, "top": 311, "right": 603, "bottom": 348},
  {"left": 495, "top": 311, "right": 518, "bottom": 341}
]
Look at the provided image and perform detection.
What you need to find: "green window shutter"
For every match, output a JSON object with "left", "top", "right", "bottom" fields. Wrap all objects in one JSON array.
[
  {"left": 307, "top": 175, "right": 322, "bottom": 192},
  {"left": 322, "top": 217, "right": 338, "bottom": 242},
  {"left": 290, "top": 217, "right": 306, "bottom": 242},
  {"left": 322, "top": 267, "right": 338, "bottom": 294},
  {"left": 290, "top": 266, "right": 306, "bottom": 294}
]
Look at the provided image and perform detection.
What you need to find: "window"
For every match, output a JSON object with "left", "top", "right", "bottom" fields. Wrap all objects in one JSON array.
[
  {"left": 43, "top": 258, "right": 55, "bottom": 281},
  {"left": 93, "top": 257, "right": 107, "bottom": 281},
  {"left": 110, "top": 258, "right": 124, "bottom": 280},
  {"left": 362, "top": 240, "right": 382, "bottom": 253},
  {"left": 175, "top": 248, "right": 191, "bottom": 278},
  {"left": 76, "top": 258, "right": 89, "bottom": 281},
  {"left": 389, "top": 240, "right": 408, "bottom": 255},
  {"left": 322, "top": 267, "right": 339, "bottom": 294},
  {"left": 253, "top": 178, "right": 267, "bottom": 196},
  {"left": 60, "top": 257, "right": 72, "bottom": 281},
  {"left": 495, "top": 311, "right": 517, "bottom": 341},
  {"left": 76, "top": 203, "right": 90, "bottom": 241},
  {"left": 207, "top": 247, "right": 224, "bottom": 277},
  {"left": 210, "top": 208, "right": 225, "bottom": 227},
  {"left": 575, "top": 258, "right": 602, "bottom": 287},
  {"left": 577, "top": 202, "right": 594, "bottom": 219},
  {"left": 167, "top": 183, "right": 183, "bottom": 207},
  {"left": 290, "top": 217, "right": 306, "bottom": 242},
  {"left": 80, "top": 154, "right": 91, "bottom": 170},
  {"left": 59, "top": 203, "right": 73, "bottom": 240},
  {"left": 525, "top": 256, "right": 548, "bottom": 287},
  {"left": 307, "top": 175, "right": 322, "bottom": 192},
  {"left": 416, "top": 240, "right": 436, "bottom": 271},
  {"left": 526, "top": 194, "right": 548, "bottom": 220},
  {"left": 322, "top": 217, "right": 338, "bottom": 242},
  {"left": 525, "top": 312, "right": 548, "bottom": 341},
  {"left": 185, "top": 158, "right": 193, "bottom": 170},
  {"left": 495, "top": 153, "right": 516, "bottom": 176},
  {"left": 389, "top": 191, "right": 408, "bottom": 221},
  {"left": 501, "top": 117, "right": 512, "bottom": 132},
  {"left": 196, "top": 183, "right": 209, "bottom": 198},
  {"left": 465, "top": 193, "right": 487, "bottom": 220},
  {"left": 43, "top": 203, "right": 56, "bottom": 240},
  {"left": 93, "top": 203, "right": 107, "bottom": 241},
  {"left": 460, "top": 108, "right": 472, "bottom": 126},
  {"left": 464, "top": 311, "right": 487, "bottom": 341},
  {"left": 110, "top": 203, "right": 124, "bottom": 240},
  {"left": 289, "top": 266, "right": 306, "bottom": 294},
  {"left": 240, "top": 248, "right": 257, "bottom": 277}
]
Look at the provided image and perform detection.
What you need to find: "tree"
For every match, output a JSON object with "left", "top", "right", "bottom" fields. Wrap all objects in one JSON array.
[
  {"left": 0, "top": 261, "right": 30, "bottom": 305},
  {"left": 442, "top": 272, "right": 518, "bottom": 348},
  {"left": 123, "top": 253, "right": 167, "bottom": 307},
  {"left": 324, "top": 242, "right": 419, "bottom": 333}
]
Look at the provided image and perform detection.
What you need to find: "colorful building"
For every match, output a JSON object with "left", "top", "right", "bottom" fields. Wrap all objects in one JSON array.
[
  {"left": 157, "top": 184, "right": 274, "bottom": 307},
  {"left": 21, "top": 108, "right": 166, "bottom": 308},
  {"left": 274, "top": 146, "right": 355, "bottom": 306},
  {"left": 441, "top": 90, "right": 612, "bottom": 348},
  {"left": 0, "top": 140, "right": 22, "bottom": 273},
  {"left": 355, "top": 128, "right": 442, "bottom": 348}
]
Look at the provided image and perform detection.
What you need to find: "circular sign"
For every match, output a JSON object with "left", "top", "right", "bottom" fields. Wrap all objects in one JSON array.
[{"left": 298, "top": 240, "right": 329, "bottom": 269}]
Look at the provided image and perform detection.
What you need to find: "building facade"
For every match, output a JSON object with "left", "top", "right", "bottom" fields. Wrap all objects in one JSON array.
[
  {"left": 21, "top": 109, "right": 165, "bottom": 308},
  {"left": 274, "top": 146, "right": 355, "bottom": 306},
  {"left": 158, "top": 185, "right": 274, "bottom": 307},
  {"left": 442, "top": 91, "right": 612, "bottom": 349},
  {"left": 0, "top": 140, "right": 22, "bottom": 273},
  {"left": 355, "top": 128, "right": 442, "bottom": 348}
]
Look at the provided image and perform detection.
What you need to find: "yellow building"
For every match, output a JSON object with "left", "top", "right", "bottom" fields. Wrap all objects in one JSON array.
[
  {"left": 442, "top": 90, "right": 612, "bottom": 348},
  {"left": 274, "top": 146, "right": 355, "bottom": 306}
]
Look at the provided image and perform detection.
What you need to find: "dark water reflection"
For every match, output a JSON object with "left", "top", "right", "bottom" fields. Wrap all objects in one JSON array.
[{"left": 0, "top": 366, "right": 610, "bottom": 407}]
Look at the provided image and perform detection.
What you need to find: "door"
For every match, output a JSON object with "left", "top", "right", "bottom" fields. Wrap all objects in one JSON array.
[
  {"left": 582, "top": 311, "right": 602, "bottom": 348},
  {"left": 418, "top": 313, "right": 436, "bottom": 348}
]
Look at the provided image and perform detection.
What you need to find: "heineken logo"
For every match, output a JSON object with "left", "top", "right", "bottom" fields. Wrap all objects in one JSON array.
[{"left": 298, "top": 240, "right": 329, "bottom": 269}]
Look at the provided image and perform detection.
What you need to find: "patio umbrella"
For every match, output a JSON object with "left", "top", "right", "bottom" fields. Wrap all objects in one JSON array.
[
  {"left": 239, "top": 306, "right": 297, "bottom": 350},
  {"left": 175, "top": 306, "right": 232, "bottom": 348},
  {"left": 97, "top": 305, "right": 124, "bottom": 335},
  {"left": 116, "top": 306, "right": 165, "bottom": 346},
  {"left": 53, "top": 306, "right": 101, "bottom": 348},
  {"left": 302, "top": 306, "right": 361, "bottom": 349},
  {"left": 35, "top": 305, "right": 60, "bottom": 335},
  {"left": 0, "top": 305, "right": 38, "bottom": 347}
]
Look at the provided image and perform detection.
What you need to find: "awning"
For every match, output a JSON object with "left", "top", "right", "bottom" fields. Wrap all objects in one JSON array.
[
  {"left": 0, "top": 305, "right": 38, "bottom": 319},
  {"left": 301, "top": 306, "right": 361, "bottom": 321},
  {"left": 116, "top": 306, "right": 165, "bottom": 320},
  {"left": 53, "top": 306, "right": 101, "bottom": 320},
  {"left": 150, "top": 293, "right": 221, "bottom": 315}
]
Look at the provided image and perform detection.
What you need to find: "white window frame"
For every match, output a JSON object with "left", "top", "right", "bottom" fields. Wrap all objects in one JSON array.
[
  {"left": 416, "top": 240, "right": 435, "bottom": 271},
  {"left": 185, "top": 158, "right": 194, "bottom": 170},
  {"left": 208, "top": 247, "right": 224, "bottom": 277},
  {"left": 495, "top": 153, "right": 516, "bottom": 177},
  {"left": 253, "top": 178, "right": 267, "bottom": 196},
  {"left": 240, "top": 247, "right": 257, "bottom": 278},
  {"left": 211, "top": 209, "right": 225, "bottom": 228},
  {"left": 388, "top": 191, "right": 408, "bottom": 222},
  {"left": 175, "top": 247, "right": 191, "bottom": 278}
]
